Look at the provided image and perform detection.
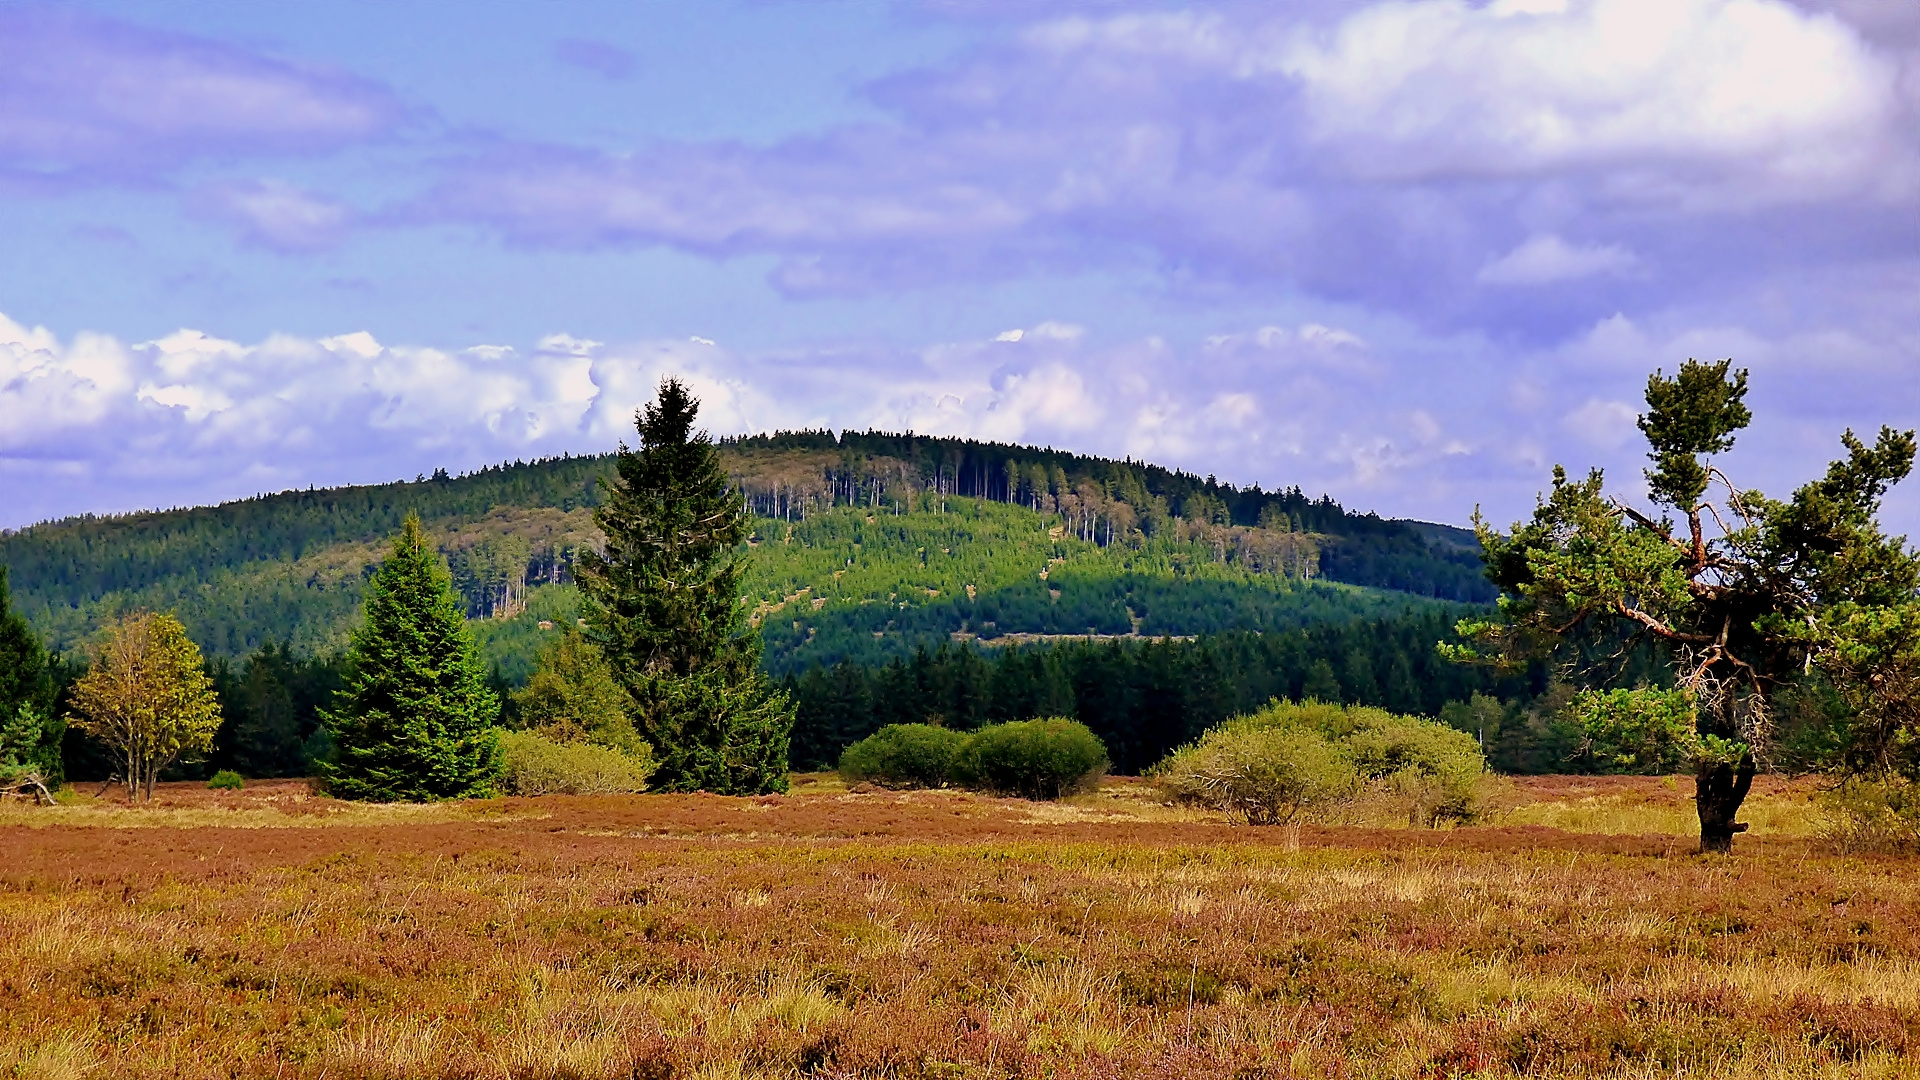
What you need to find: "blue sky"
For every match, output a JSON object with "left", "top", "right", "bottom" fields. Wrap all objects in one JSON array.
[{"left": 3, "top": 0, "right": 1918, "bottom": 532}]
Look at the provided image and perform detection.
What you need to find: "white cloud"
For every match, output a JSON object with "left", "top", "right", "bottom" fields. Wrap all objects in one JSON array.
[
  {"left": 1283, "top": 0, "right": 1910, "bottom": 203},
  {"left": 137, "top": 381, "right": 233, "bottom": 421},
  {"left": 0, "top": 317, "right": 135, "bottom": 450},
  {"left": 0, "top": 312, "right": 1443, "bottom": 526},
  {"left": 1478, "top": 234, "right": 1639, "bottom": 285}
]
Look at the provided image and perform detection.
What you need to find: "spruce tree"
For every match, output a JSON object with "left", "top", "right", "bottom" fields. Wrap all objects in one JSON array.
[
  {"left": 322, "top": 513, "right": 502, "bottom": 801},
  {"left": 579, "top": 377, "right": 793, "bottom": 794}
]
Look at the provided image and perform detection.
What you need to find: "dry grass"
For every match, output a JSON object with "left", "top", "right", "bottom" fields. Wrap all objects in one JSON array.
[
  {"left": 0, "top": 774, "right": 1915, "bottom": 1077},
  {"left": 1493, "top": 774, "right": 1829, "bottom": 839}
]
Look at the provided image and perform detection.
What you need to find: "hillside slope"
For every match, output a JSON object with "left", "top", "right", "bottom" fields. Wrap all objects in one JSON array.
[{"left": 1, "top": 432, "right": 1489, "bottom": 668}]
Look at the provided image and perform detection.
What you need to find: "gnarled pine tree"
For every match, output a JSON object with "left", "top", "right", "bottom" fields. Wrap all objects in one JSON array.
[
  {"left": 578, "top": 377, "right": 792, "bottom": 794},
  {"left": 322, "top": 513, "right": 502, "bottom": 801},
  {"left": 1450, "top": 360, "right": 1917, "bottom": 852}
]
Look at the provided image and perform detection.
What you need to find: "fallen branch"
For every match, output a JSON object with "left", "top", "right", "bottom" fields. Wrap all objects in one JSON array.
[{"left": 0, "top": 771, "right": 56, "bottom": 807}]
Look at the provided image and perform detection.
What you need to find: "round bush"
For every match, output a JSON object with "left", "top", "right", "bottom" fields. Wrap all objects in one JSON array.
[
  {"left": 500, "top": 730, "right": 656, "bottom": 796},
  {"left": 1159, "top": 699, "right": 1487, "bottom": 826},
  {"left": 206, "top": 769, "right": 245, "bottom": 791},
  {"left": 951, "top": 718, "right": 1109, "bottom": 800},
  {"left": 1152, "top": 727, "right": 1355, "bottom": 824},
  {"left": 838, "top": 723, "right": 969, "bottom": 788}
]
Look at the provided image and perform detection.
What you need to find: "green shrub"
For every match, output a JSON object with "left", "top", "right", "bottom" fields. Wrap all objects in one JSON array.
[
  {"left": 951, "top": 718, "right": 1109, "bottom": 800},
  {"left": 1152, "top": 727, "right": 1355, "bottom": 824},
  {"left": 1334, "top": 711, "right": 1487, "bottom": 826},
  {"left": 207, "top": 770, "right": 245, "bottom": 791},
  {"left": 838, "top": 723, "right": 969, "bottom": 788},
  {"left": 499, "top": 730, "right": 656, "bottom": 796},
  {"left": 513, "top": 632, "right": 648, "bottom": 757},
  {"left": 1155, "top": 699, "right": 1488, "bottom": 826}
]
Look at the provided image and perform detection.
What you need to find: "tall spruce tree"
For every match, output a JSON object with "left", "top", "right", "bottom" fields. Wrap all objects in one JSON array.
[
  {"left": 578, "top": 377, "right": 793, "bottom": 794},
  {"left": 322, "top": 513, "right": 502, "bottom": 801},
  {"left": 0, "top": 567, "right": 60, "bottom": 787}
]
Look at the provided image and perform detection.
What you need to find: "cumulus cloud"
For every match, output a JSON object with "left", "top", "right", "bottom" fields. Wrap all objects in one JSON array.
[
  {"left": 7, "top": 304, "right": 1917, "bottom": 534},
  {"left": 1282, "top": 0, "right": 1910, "bottom": 203},
  {"left": 0, "top": 7, "right": 402, "bottom": 189},
  {"left": 6, "top": 3, "right": 1918, "bottom": 532},
  {"left": 0, "top": 308, "right": 1487, "bottom": 528}
]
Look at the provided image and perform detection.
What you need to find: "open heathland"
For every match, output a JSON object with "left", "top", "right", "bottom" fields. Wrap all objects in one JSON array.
[{"left": 1, "top": 776, "right": 1916, "bottom": 1078}]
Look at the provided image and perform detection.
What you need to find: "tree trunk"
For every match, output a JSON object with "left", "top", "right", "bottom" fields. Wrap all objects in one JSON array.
[{"left": 1694, "top": 755, "right": 1755, "bottom": 853}]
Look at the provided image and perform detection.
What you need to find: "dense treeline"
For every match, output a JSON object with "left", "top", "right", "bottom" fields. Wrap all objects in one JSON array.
[
  {"left": 5, "top": 456, "right": 607, "bottom": 601},
  {"left": 35, "top": 588, "right": 1673, "bottom": 785},
  {"left": 760, "top": 570, "right": 1437, "bottom": 674},
  {"left": 55, "top": 616, "right": 1560, "bottom": 784},
  {"left": 6, "top": 431, "right": 1508, "bottom": 784},
  {"left": 2, "top": 456, "right": 607, "bottom": 655},
  {"left": 784, "top": 608, "right": 1554, "bottom": 775}
]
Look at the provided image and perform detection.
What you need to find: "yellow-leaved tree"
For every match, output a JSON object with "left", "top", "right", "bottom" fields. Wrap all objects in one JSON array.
[{"left": 69, "top": 613, "right": 222, "bottom": 802}]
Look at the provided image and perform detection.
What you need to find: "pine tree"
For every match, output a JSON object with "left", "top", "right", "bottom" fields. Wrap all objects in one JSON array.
[
  {"left": 1450, "top": 360, "right": 1917, "bottom": 852},
  {"left": 322, "top": 513, "right": 502, "bottom": 801},
  {"left": 578, "top": 377, "right": 793, "bottom": 794}
]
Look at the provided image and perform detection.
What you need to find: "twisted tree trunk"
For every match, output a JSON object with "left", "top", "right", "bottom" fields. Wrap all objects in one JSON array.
[{"left": 1694, "top": 754, "right": 1755, "bottom": 854}]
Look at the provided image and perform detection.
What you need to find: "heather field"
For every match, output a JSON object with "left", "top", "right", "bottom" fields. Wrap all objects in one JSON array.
[{"left": 2, "top": 777, "right": 1916, "bottom": 1079}]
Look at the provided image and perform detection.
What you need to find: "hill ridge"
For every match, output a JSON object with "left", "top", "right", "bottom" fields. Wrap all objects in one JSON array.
[{"left": 0, "top": 431, "right": 1493, "bottom": 663}]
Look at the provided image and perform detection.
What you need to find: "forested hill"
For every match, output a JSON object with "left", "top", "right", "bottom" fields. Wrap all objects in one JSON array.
[
  {"left": 726, "top": 430, "right": 1488, "bottom": 601},
  {"left": 1, "top": 430, "right": 1490, "bottom": 659}
]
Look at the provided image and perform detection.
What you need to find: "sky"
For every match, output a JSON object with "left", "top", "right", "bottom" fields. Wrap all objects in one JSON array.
[{"left": 3, "top": 0, "right": 1918, "bottom": 533}]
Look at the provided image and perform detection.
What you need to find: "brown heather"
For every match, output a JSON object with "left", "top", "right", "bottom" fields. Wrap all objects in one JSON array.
[{"left": 0, "top": 774, "right": 1915, "bottom": 1078}]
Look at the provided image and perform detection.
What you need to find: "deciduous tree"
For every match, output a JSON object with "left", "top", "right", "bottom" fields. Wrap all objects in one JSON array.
[{"left": 68, "top": 612, "right": 222, "bottom": 802}]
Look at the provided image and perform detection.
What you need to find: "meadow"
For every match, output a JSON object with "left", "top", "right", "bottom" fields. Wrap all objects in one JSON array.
[{"left": 1, "top": 776, "right": 1915, "bottom": 1079}]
